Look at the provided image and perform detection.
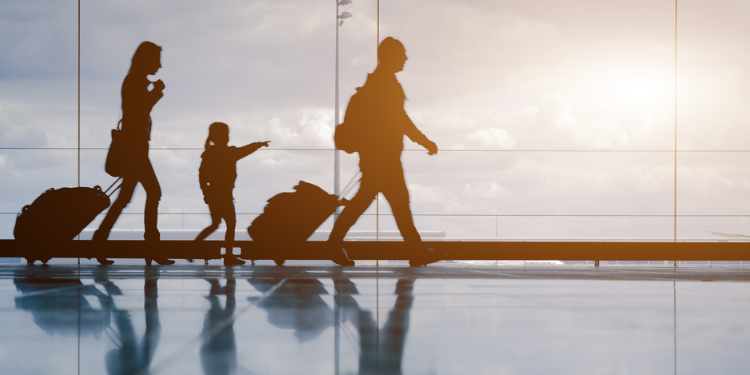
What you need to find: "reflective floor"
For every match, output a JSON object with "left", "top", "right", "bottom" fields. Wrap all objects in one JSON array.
[{"left": 2, "top": 264, "right": 750, "bottom": 374}]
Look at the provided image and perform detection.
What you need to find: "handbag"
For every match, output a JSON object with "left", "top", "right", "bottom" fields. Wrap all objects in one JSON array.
[{"left": 104, "top": 120, "right": 125, "bottom": 177}]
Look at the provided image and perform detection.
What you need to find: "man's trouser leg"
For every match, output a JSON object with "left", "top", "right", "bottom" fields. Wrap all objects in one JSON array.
[
  {"left": 381, "top": 172, "right": 422, "bottom": 244},
  {"left": 329, "top": 178, "right": 378, "bottom": 242}
]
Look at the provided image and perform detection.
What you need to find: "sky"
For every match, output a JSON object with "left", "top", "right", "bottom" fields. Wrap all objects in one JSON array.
[{"left": 1, "top": 0, "right": 750, "bottom": 239}]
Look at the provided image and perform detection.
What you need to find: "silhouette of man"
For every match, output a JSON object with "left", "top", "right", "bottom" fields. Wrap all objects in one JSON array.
[{"left": 330, "top": 37, "right": 439, "bottom": 267}]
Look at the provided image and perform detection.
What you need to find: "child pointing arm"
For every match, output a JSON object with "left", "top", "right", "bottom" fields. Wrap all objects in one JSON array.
[{"left": 234, "top": 141, "right": 270, "bottom": 160}]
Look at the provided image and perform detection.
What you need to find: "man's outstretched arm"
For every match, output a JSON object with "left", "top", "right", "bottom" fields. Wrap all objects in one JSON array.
[{"left": 404, "top": 116, "right": 438, "bottom": 155}]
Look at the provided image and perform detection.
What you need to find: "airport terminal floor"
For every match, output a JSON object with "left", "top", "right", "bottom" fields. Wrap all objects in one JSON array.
[{"left": 2, "top": 261, "right": 750, "bottom": 374}]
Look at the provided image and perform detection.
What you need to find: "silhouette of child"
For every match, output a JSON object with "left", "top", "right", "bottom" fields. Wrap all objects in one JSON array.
[{"left": 195, "top": 122, "right": 269, "bottom": 265}]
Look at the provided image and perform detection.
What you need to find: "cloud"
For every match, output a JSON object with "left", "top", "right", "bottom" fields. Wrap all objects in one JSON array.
[
  {"left": 0, "top": 103, "right": 49, "bottom": 148},
  {"left": 0, "top": 1, "right": 78, "bottom": 80},
  {"left": 255, "top": 109, "right": 334, "bottom": 149},
  {"left": 464, "top": 128, "right": 516, "bottom": 149},
  {"left": 296, "top": 109, "right": 334, "bottom": 147}
]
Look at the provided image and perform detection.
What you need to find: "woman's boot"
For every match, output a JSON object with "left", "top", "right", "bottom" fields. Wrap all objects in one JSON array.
[
  {"left": 92, "top": 230, "right": 114, "bottom": 265},
  {"left": 144, "top": 232, "right": 174, "bottom": 266}
]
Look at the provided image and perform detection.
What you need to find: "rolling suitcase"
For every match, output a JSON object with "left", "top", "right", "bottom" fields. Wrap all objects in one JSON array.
[
  {"left": 14, "top": 179, "right": 120, "bottom": 264},
  {"left": 248, "top": 181, "right": 344, "bottom": 265}
]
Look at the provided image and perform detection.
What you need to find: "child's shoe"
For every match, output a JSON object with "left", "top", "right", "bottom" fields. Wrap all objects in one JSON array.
[{"left": 224, "top": 256, "right": 245, "bottom": 266}]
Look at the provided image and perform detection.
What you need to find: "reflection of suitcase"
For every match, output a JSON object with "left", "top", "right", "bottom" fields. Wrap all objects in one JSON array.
[
  {"left": 14, "top": 183, "right": 116, "bottom": 264},
  {"left": 248, "top": 181, "right": 343, "bottom": 265}
]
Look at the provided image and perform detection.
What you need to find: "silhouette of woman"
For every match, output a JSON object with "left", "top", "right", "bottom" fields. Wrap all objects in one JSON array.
[
  {"left": 93, "top": 41, "right": 174, "bottom": 266},
  {"left": 195, "top": 122, "right": 269, "bottom": 265},
  {"left": 102, "top": 268, "right": 163, "bottom": 375}
]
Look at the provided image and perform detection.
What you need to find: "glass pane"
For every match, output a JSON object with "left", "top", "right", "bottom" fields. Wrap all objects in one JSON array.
[
  {"left": 678, "top": 0, "right": 750, "bottom": 150},
  {"left": 0, "top": 2, "right": 78, "bottom": 148}
]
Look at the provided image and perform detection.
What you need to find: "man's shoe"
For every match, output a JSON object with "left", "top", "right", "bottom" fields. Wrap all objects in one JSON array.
[
  {"left": 332, "top": 248, "right": 355, "bottom": 266},
  {"left": 224, "top": 256, "right": 246, "bottom": 266},
  {"left": 409, "top": 247, "right": 443, "bottom": 267}
]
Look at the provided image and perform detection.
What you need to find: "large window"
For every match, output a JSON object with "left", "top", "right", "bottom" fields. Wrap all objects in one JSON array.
[{"left": 1, "top": 1, "right": 749, "bottom": 241}]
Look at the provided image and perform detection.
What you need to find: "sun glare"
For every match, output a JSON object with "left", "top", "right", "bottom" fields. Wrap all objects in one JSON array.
[{"left": 613, "top": 74, "right": 669, "bottom": 102}]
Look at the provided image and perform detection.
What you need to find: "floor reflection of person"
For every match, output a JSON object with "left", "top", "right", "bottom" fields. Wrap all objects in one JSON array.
[
  {"left": 102, "top": 268, "right": 163, "bottom": 375},
  {"left": 246, "top": 272, "right": 414, "bottom": 374},
  {"left": 200, "top": 269, "right": 238, "bottom": 375},
  {"left": 247, "top": 272, "right": 334, "bottom": 344},
  {"left": 13, "top": 269, "right": 111, "bottom": 338},
  {"left": 328, "top": 37, "right": 440, "bottom": 267},
  {"left": 14, "top": 268, "right": 165, "bottom": 374},
  {"left": 334, "top": 278, "right": 415, "bottom": 375},
  {"left": 94, "top": 41, "right": 174, "bottom": 266}
]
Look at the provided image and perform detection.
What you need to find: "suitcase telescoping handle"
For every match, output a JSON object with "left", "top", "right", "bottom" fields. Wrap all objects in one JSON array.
[
  {"left": 340, "top": 172, "right": 361, "bottom": 200},
  {"left": 104, "top": 177, "right": 123, "bottom": 197}
]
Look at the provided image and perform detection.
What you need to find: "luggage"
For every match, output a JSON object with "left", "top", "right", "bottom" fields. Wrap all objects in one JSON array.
[
  {"left": 248, "top": 181, "right": 343, "bottom": 265},
  {"left": 14, "top": 181, "right": 119, "bottom": 264},
  {"left": 14, "top": 277, "right": 111, "bottom": 337}
]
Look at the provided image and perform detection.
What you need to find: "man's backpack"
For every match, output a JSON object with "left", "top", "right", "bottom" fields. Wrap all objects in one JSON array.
[{"left": 334, "top": 86, "right": 371, "bottom": 154}]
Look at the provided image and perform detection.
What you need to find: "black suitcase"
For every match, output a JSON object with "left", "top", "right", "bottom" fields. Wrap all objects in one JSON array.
[
  {"left": 248, "top": 181, "right": 343, "bottom": 265},
  {"left": 14, "top": 184, "right": 114, "bottom": 264}
]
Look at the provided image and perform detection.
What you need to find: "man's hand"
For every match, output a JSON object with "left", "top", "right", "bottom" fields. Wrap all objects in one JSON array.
[
  {"left": 424, "top": 139, "right": 438, "bottom": 155},
  {"left": 256, "top": 141, "right": 271, "bottom": 148}
]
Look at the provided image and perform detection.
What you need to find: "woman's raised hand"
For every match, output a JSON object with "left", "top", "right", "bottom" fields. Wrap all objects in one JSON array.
[{"left": 153, "top": 79, "right": 165, "bottom": 92}]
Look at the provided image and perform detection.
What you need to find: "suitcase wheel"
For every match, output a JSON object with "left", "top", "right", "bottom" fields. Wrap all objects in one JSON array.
[
  {"left": 41, "top": 258, "right": 50, "bottom": 265},
  {"left": 274, "top": 259, "right": 285, "bottom": 266},
  {"left": 26, "top": 258, "right": 35, "bottom": 265}
]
